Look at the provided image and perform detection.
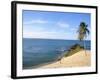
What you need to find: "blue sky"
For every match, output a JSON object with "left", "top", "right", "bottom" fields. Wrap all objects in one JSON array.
[{"left": 23, "top": 10, "right": 91, "bottom": 40}]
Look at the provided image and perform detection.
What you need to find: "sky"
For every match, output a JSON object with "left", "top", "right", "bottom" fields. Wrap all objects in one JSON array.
[{"left": 23, "top": 10, "right": 91, "bottom": 40}]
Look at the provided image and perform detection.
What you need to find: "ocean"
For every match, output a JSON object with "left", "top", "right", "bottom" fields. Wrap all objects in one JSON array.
[{"left": 23, "top": 38, "right": 91, "bottom": 69}]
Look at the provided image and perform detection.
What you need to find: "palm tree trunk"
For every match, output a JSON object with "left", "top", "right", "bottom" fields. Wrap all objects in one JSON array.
[
  {"left": 83, "top": 40, "right": 87, "bottom": 56},
  {"left": 60, "top": 60, "right": 61, "bottom": 64}
]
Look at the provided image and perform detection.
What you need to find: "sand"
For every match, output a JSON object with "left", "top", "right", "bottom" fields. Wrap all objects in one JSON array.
[{"left": 40, "top": 50, "right": 91, "bottom": 68}]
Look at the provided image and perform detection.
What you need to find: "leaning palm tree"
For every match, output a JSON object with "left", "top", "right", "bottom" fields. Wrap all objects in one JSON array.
[{"left": 77, "top": 22, "right": 90, "bottom": 56}]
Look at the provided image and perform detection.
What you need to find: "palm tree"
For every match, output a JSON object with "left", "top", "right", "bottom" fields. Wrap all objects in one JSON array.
[{"left": 77, "top": 22, "right": 90, "bottom": 56}]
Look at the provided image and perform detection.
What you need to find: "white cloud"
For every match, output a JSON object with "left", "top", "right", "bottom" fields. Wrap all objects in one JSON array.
[
  {"left": 70, "top": 27, "right": 77, "bottom": 32},
  {"left": 57, "top": 22, "right": 69, "bottom": 28},
  {"left": 24, "top": 19, "right": 48, "bottom": 25},
  {"left": 23, "top": 31, "right": 77, "bottom": 40},
  {"left": 23, "top": 29, "right": 71, "bottom": 39}
]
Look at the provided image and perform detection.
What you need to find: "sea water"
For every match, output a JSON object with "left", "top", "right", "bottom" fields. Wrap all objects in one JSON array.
[{"left": 23, "top": 38, "right": 90, "bottom": 69}]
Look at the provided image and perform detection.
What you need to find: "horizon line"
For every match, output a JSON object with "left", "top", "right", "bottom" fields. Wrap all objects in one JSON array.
[{"left": 23, "top": 37, "right": 91, "bottom": 41}]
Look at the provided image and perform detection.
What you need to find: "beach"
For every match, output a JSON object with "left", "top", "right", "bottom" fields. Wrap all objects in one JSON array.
[{"left": 40, "top": 50, "right": 91, "bottom": 68}]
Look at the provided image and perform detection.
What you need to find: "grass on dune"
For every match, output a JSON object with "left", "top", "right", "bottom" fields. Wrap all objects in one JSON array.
[{"left": 64, "top": 44, "right": 84, "bottom": 57}]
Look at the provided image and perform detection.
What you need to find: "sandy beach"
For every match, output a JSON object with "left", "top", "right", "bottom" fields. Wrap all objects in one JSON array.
[{"left": 40, "top": 50, "right": 91, "bottom": 68}]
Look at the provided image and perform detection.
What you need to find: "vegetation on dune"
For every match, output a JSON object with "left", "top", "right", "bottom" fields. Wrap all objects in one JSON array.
[
  {"left": 64, "top": 44, "right": 84, "bottom": 57},
  {"left": 59, "top": 22, "right": 90, "bottom": 60}
]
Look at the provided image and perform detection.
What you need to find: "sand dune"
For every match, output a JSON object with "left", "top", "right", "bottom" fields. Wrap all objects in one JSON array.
[{"left": 40, "top": 50, "right": 91, "bottom": 68}]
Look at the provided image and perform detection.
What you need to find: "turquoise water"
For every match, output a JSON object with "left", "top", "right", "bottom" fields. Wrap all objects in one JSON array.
[{"left": 23, "top": 38, "right": 91, "bottom": 69}]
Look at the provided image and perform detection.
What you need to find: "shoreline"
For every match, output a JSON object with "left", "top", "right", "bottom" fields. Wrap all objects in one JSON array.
[{"left": 39, "top": 50, "right": 91, "bottom": 68}]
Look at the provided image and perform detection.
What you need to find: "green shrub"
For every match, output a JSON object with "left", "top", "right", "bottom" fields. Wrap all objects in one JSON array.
[{"left": 64, "top": 44, "right": 84, "bottom": 57}]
